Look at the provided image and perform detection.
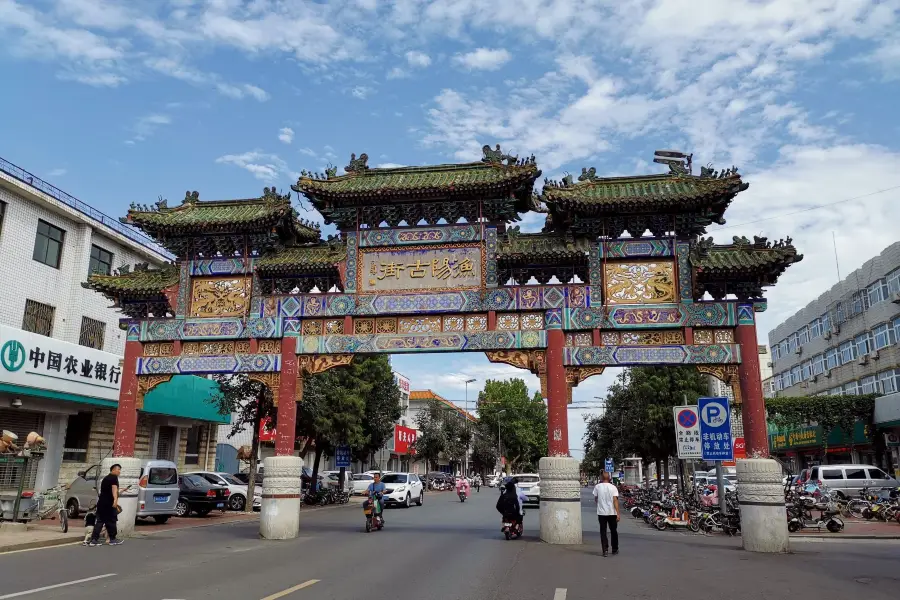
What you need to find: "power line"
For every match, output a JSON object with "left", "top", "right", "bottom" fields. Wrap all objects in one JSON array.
[{"left": 711, "top": 184, "right": 900, "bottom": 232}]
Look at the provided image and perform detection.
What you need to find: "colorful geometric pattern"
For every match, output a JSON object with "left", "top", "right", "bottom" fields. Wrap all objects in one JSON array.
[
  {"left": 676, "top": 242, "right": 693, "bottom": 303},
  {"left": 601, "top": 239, "right": 672, "bottom": 258},
  {"left": 484, "top": 227, "right": 498, "bottom": 287},
  {"left": 737, "top": 304, "right": 755, "bottom": 325},
  {"left": 247, "top": 318, "right": 279, "bottom": 338},
  {"left": 543, "top": 287, "right": 564, "bottom": 308},
  {"left": 588, "top": 242, "right": 602, "bottom": 305},
  {"left": 753, "top": 300, "right": 767, "bottom": 313},
  {"left": 564, "top": 302, "right": 737, "bottom": 330},
  {"left": 137, "top": 353, "right": 280, "bottom": 374},
  {"left": 516, "top": 287, "right": 542, "bottom": 310},
  {"left": 358, "top": 224, "right": 481, "bottom": 247},
  {"left": 344, "top": 233, "right": 358, "bottom": 293},
  {"left": 563, "top": 344, "right": 740, "bottom": 366},
  {"left": 190, "top": 258, "right": 249, "bottom": 275},
  {"left": 297, "top": 330, "right": 547, "bottom": 354},
  {"left": 123, "top": 320, "right": 141, "bottom": 341},
  {"left": 545, "top": 309, "right": 562, "bottom": 329},
  {"left": 181, "top": 318, "right": 244, "bottom": 339},
  {"left": 357, "top": 291, "right": 482, "bottom": 315},
  {"left": 142, "top": 319, "right": 182, "bottom": 341},
  {"left": 176, "top": 262, "right": 190, "bottom": 317},
  {"left": 484, "top": 288, "right": 516, "bottom": 311},
  {"left": 325, "top": 295, "right": 355, "bottom": 316}
]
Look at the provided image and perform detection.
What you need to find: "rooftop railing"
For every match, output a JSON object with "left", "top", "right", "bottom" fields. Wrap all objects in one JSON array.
[{"left": 0, "top": 155, "right": 173, "bottom": 260}]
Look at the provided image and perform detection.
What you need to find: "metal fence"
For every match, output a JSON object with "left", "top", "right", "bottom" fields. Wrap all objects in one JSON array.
[{"left": 0, "top": 155, "right": 173, "bottom": 260}]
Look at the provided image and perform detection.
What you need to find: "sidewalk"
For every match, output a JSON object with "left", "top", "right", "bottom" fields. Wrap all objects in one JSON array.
[
  {"left": 0, "top": 497, "right": 364, "bottom": 553},
  {"left": 790, "top": 518, "right": 900, "bottom": 540}
]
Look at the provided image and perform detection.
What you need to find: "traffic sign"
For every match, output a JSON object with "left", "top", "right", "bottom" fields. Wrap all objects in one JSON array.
[
  {"left": 335, "top": 445, "right": 352, "bottom": 468},
  {"left": 672, "top": 405, "right": 701, "bottom": 459},
  {"left": 698, "top": 396, "right": 733, "bottom": 461},
  {"left": 604, "top": 458, "right": 614, "bottom": 473}
]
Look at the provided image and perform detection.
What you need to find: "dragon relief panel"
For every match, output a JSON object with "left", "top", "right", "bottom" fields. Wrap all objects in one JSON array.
[
  {"left": 604, "top": 262, "right": 676, "bottom": 305},
  {"left": 190, "top": 277, "right": 252, "bottom": 318}
]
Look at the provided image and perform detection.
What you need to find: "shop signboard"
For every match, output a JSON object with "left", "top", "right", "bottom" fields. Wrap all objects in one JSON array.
[
  {"left": 394, "top": 425, "right": 418, "bottom": 454},
  {"left": 0, "top": 324, "right": 122, "bottom": 402}
]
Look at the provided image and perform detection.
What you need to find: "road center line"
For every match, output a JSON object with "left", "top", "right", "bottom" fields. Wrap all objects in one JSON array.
[
  {"left": 0, "top": 574, "right": 117, "bottom": 599},
  {"left": 553, "top": 589, "right": 567, "bottom": 600},
  {"left": 260, "top": 579, "right": 320, "bottom": 600}
]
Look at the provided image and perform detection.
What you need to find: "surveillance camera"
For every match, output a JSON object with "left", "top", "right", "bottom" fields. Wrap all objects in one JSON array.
[{"left": 11, "top": 398, "right": 23, "bottom": 408}]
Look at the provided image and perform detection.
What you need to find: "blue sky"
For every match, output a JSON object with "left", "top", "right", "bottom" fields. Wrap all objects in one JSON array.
[{"left": 3, "top": 0, "right": 900, "bottom": 456}]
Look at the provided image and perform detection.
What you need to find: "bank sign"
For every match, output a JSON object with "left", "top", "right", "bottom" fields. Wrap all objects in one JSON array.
[{"left": 0, "top": 325, "right": 123, "bottom": 402}]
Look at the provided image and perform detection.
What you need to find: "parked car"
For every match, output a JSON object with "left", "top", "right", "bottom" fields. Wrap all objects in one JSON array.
[
  {"left": 186, "top": 471, "right": 261, "bottom": 511},
  {"left": 380, "top": 472, "right": 424, "bottom": 508},
  {"left": 352, "top": 473, "right": 375, "bottom": 495},
  {"left": 64, "top": 459, "right": 180, "bottom": 524},
  {"left": 511, "top": 474, "right": 541, "bottom": 504},
  {"left": 808, "top": 464, "right": 899, "bottom": 497},
  {"left": 175, "top": 473, "right": 230, "bottom": 517}
]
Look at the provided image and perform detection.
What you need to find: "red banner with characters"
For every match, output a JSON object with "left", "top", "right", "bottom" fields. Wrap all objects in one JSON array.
[
  {"left": 259, "top": 417, "right": 276, "bottom": 442},
  {"left": 394, "top": 425, "right": 417, "bottom": 454}
]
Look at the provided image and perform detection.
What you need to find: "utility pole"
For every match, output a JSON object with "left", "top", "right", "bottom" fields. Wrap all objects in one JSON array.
[
  {"left": 464, "top": 377, "right": 476, "bottom": 477},
  {"left": 497, "top": 409, "right": 506, "bottom": 475}
]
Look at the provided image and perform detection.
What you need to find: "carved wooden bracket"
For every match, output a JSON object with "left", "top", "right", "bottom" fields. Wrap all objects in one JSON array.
[
  {"left": 565, "top": 367, "right": 606, "bottom": 404},
  {"left": 298, "top": 354, "right": 354, "bottom": 375},
  {"left": 247, "top": 372, "right": 281, "bottom": 406},
  {"left": 485, "top": 350, "right": 548, "bottom": 397},
  {"left": 696, "top": 364, "right": 742, "bottom": 405},
  {"left": 136, "top": 375, "right": 173, "bottom": 410}
]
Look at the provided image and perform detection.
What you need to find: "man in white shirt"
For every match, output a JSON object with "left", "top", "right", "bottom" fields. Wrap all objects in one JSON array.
[{"left": 592, "top": 471, "right": 620, "bottom": 557}]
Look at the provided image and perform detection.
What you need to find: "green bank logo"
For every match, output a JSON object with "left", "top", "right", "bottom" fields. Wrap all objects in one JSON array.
[{"left": 0, "top": 340, "right": 26, "bottom": 372}]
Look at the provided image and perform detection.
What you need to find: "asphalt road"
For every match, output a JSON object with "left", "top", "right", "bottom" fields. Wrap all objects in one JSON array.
[{"left": 1, "top": 488, "right": 899, "bottom": 600}]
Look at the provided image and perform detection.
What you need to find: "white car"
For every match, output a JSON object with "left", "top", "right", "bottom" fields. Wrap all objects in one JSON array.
[
  {"left": 512, "top": 474, "right": 541, "bottom": 504},
  {"left": 187, "top": 471, "right": 261, "bottom": 511},
  {"left": 351, "top": 473, "right": 375, "bottom": 495},
  {"left": 379, "top": 472, "right": 424, "bottom": 508}
]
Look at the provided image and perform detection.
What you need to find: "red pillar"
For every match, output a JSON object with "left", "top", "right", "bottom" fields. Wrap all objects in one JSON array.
[
  {"left": 546, "top": 329, "right": 569, "bottom": 456},
  {"left": 276, "top": 337, "right": 299, "bottom": 456},
  {"left": 736, "top": 322, "right": 768, "bottom": 457},
  {"left": 113, "top": 340, "right": 142, "bottom": 457}
]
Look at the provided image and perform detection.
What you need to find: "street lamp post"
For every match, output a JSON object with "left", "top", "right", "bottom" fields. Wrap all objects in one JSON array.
[
  {"left": 464, "top": 378, "right": 476, "bottom": 476},
  {"left": 497, "top": 409, "right": 506, "bottom": 475}
]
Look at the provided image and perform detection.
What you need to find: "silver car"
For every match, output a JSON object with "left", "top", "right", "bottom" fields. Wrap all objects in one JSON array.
[{"left": 808, "top": 464, "right": 899, "bottom": 497}]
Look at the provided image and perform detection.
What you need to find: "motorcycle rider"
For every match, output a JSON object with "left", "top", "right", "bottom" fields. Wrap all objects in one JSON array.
[
  {"left": 456, "top": 475, "right": 470, "bottom": 500},
  {"left": 474, "top": 476, "right": 481, "bottom": 493},
  {"left": 496, "top": 481, "right": 523, "bottom": 533},
  {"left": 366, "top": 472, "right": 386, "bottom": 523}
]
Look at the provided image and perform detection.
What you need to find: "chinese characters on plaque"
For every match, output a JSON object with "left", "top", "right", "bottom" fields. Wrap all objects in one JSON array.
[
  {"left": 27, "top": 346, "right": 122, "bottom": 384},
  {"left": 359, "top": 246, "right": 483, "bottom": 293}
]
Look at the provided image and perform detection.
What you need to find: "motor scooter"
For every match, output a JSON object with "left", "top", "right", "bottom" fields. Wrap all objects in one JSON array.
[
  {"left": 501, "top": 515, "right": 523, "bottom": 540},
  {"left": 364, "top": 492, "right": 384, "bottom": 533}
]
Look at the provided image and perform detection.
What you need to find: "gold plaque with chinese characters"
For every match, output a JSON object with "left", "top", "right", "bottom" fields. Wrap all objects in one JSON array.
[
  {"left": 357, "top": 244, "right": 483, "bottom": 293},
  {"left": 604, "top": 262, "right": 676, "bottom": 305},
  {"left": 190, "top": 277, "right": 252, "bottom": 317}
]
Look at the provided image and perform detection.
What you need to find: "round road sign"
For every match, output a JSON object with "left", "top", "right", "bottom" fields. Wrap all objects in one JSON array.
[{"left": 677, "top": 409, "right": 697, "bottom": 429}]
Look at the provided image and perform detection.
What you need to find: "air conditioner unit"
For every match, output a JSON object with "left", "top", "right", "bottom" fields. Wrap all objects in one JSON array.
[
  {"left": 767, "top": 361, "right": 774, "bottom": 368},
  {"left": 824, "top": 332, "right": 832, "bottom": 340},
  {"left": 794, "top": 347, "right": 803, "bottom": 355},
  {"left": 858, "top": 355, "right": 869, "bottom": 366},
  {"left": 811, "top": 375, "right": 819, "bottom": 383},
  {"left": 833, "top": 325, "right": 841, "bottom": 335},
  {"left": 892, "top": 292, "right": 900, "bottom": 304},
  {"left": 870, "top": 350, "right": 880, "bottom": 360},
  {"left": 824, "top": 370, "right": 832, "bottom": 378}
]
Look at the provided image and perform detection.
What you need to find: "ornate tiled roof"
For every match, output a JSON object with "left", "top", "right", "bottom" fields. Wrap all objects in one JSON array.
[
  {"left": 692, "top": 236, "right": 803, "bottom": 300},
  {"left": 497, "top": 230, "right": 590, "bottom": 262},
  {"left": 255, "top": 244, "right": 346, "bottom": 274},
  {"left": 84, "top": 264, "right": 178, "bottom": 297},
  {"left": 122, "top": 188, "right": 321, "bottom": 242}
]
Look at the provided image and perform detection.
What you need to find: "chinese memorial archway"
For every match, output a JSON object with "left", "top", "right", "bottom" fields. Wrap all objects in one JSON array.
[{"left": 86, "top": 147, "right": 801, "bottom": 547}]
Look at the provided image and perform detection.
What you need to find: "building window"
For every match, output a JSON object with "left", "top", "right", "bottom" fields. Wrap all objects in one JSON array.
[
  {"left": 78, "top": 317, "right": 105, "bottom": 350},
  {"left": 63, "top": 412, "right": 92, "bottom": 462},
  {"left": 810, "top": 318, "right": 822, "bottom": 339},
  {"left": 812, "top": 354, "right": 825, "bottom": 375},
  {"left": 888, "top": 270, "right": 900, "bottom": 296},
  {"left": 850, "top": 291, "right": 869, "bottom": 316},
  {"left": 854, "top": 332, "right": 872, "bottom": 357},
  {"left": 790, "top": 366, "right": 801, "bottom": 386},
  {"left": 32, "top": 220, "right": 65, "bottom": 268},
  {"left": 825, "top": 348, "right": 840, "bottom": 370},
  {"left": 894, "top": 316, "right": 900, "bottom": 344},
  {"left": 772, "top": 344, "right": 781, "bottom": 361},
  {"left": 822, "top": 313, "right": 831, "bottom": 334},
  {"left": 867, "top": 279, "right": 888, "bottom": 306},
  {"left": 873, "top": 323, "right": 894, "bottom": 350},
  {"left": 22, "top": 299, "right": 55, "bottom": 336},
  {"left": 829, "top": 386, "right": 842, "bottom": 396},
  {"left": 0, "top": 201, "right": 6, "bottom": 236},
  {"left": 788, "top": 333, "right": 799, "bottom": 352},
  {"left": 799, "top": 326, "right": 810, "bottom": 345},
  {"left": 878, "top": 370, "right": 899, "bottom": 395},
  {"left": 839, "top": 341, "right": 856, "bottom": 364},
  {"left": 88, "top": 245, "right": 113, "bottom": 276},
  {"left": 843, "top": 381, "right": 860, "bottom": 395},
  {"left": 860, "top": 375, "right": 878, "bottom": 395},
  {"left": 774, "top": 375, "right": 783, "bottom": 391},
  {"left": 185, "top": 425, "right": 202, "bottom": 465},
  {"left": 801, "top": 360, "right": 812, "bottom": 381}
]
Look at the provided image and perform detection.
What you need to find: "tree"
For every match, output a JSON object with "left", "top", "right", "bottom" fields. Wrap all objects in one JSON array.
[
  {"left": 443, "top": 411, "right": 471, "bottom": 472},
  {"left": 354, "top": 356, "right": 402, "bottom": 465},
  {"left": 476, "top": 378, "right": 547, "bottom": 474},
  {"left": 412, "top": 398, "right": 449, "bottom": 471},
  {"left": 208, "top": 375, "right": 276, "bottom": 511},
  {"left": 471, "top": 422, "right": 499, "bottom": 478}
]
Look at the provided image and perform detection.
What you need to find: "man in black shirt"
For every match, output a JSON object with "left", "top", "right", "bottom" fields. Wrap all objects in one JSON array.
[{"left": 89, "top": 464, "right": 124, "bottom": 546}]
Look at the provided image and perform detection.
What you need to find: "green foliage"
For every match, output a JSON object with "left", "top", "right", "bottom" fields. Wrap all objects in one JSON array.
[
  {"left": 582, "top": 366, "right": 708, "bottom": 475},
  {"left": 355, "top": 356, "right": 403, "bottom": 462},
  {"left": 412, "top": 399, "right": 451, "bottom": 470},
  {"left": 471, "top": 422, "right": 499, "bottom": 476},
  {"left": 766, "top": 394, "right": 877, "bottom": 439},
  {"left": 476, "top": 378, "right": 547, "bottom": 473}
]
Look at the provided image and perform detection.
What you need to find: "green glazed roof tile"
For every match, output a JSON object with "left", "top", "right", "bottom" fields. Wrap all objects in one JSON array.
[
  {"left": 255, "top": 245, "right": 346, "bottom": 273},
  {"left": 497, "top": 232, "right": 591, "bottom": 260},
  {"left": 542, "top": 173, "right": 748, "bottom": 209},
  {"left": 84, "top": 266, "right": 179, "bottom": 297}
]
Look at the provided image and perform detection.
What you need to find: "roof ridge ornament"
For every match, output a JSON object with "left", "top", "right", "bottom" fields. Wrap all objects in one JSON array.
[
  {"left": 653, "top": 149, "right": 692, "bottom": 176},
  {"left": 345, "top": 153, "right": 369, "bottom": 173},
  {"left": 699, "top": 163, "right": 740, "bottom": 179},
  {"left": 481, "top": 143, "right": 518, "bottom": 166},
  {"left": 577, "top": 167, "right": 598, "bottom": 182},
  {"left": 183, "top": 190, "right": 200, "bottom": 205}
]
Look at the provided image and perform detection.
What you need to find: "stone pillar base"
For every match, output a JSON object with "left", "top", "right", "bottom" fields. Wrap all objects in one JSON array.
[
  {"left": 259, "top": 456, "right": 303, "bottom": 540},
  {"left": 736, "top": 458, "right": 789, "bottom": 553},
  {"left": 102, "top": 457, "right": 141, "bottom": 538},
  {"left": 538, "top": 456, "right": 582, "bottom": 545}
]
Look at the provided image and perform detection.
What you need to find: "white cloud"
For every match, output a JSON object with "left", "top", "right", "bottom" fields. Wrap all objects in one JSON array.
[
  {"left": 46, "top": 168, "right": 67, "bottom": 177},
  {"left": 215, "top": 151, "right": 291, "bottom": 182},
  {"left": 57, "top": 70, "right": 126, "bottom": 87},
  {"left": 376, "top": 162, "right": 405, "bottom": 168},
  {"left": 215, "top": 82, "right": 270, "bottom": 102},
  {"left": 127, "top": 113, "right": 171, "bottom": 143},
  {"left": 386, "top": 67, "right": 408, "bottom": 80},
  {"left": 453, "top": 47, "right": 511, "bottom": 71},
  {"left": 350, "top": 85, "right": 373, "bottom": 99},
  {"left": 278, "top": 127, "right": 295, "bottom": 144},
  {"left": 405, "top": 50, "right": 431, "bottom": 68},
  {"left": 298, "top": 147, "right": 318, "bottom": 158}
]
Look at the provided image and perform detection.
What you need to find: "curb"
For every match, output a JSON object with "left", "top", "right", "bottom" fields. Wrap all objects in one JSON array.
[
  {"left": 791, "top": 534, "right": 900, "bottom": 541},
  {"left": 0, "top": 535, "right": 82, "bottom": 553}
]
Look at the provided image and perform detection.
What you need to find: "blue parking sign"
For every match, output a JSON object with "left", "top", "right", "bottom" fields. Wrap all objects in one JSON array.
[
  {"left": 698, "top": 397, "right": 733, "bottom": 461},
  {"left": 604, "top": 458, "right": 614, "bottom": 473},
  {"left": 335, "top": 445, "right": 351, "bottom": 468}
]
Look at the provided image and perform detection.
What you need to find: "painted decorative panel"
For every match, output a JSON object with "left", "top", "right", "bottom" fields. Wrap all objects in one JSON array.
[
  {"left": 189, "top": 277, "right": 252, "bottom": 318},
  {"left": 354, "top": 318, "right": 375, "bottom": 334},
  {"left": 497, "top": 314, "right": 520, "bottom": 330},
  {"left": 566, "top": 332, "right": 592, "bottom": 347},
  {"left": 190, "top": 258, "right": 249, "bottom": 276},
  {"left": 484, "top": 227, "right": 498, "bottom": 288},
  {"left": 604, "top": 262, "right": 676, "bottom": 305},
  {"left": 543, "top": 287, "right": 565, "bottom": 309},
  {"left": 359, "top": 224, "right": 481, "bottom": 247},
  {"left": 602, "top": 239, "right": 673, "bottom": 258},
  {"left": 176, "top": 263, "right": 190, "bottom": 317},
  {"left": 325, "top": 295, "right": 355, "bottom": 316},
  {"left": 443, "top": 315, "right": 465, "bottom": 332},
  {"left": 564, "top": 344, "right": 740, "bottom": 366},
  {"left": 588, "top": 242, "right": 602, "bottom": 305},
  {"left": 344, "top": 233, "right": 358, "bottom": 293},
  {"left": 521, "top": 313, "right": 544, "bottom": 330},
  {"left": 182, "top": 341, "right": 235, "bottom": 355},
  {"left": 302, "top": 320, "right": 324, "bottom": 336},
  {"left": 375, "top": 318, "right": 397, "bottom": 334},
  {"left": 737, "top": 304, "right": 755, "bottom": 325},
  {"left": 517, "top": 288, "right": 542, "bottom": 310},
  {"left": 358, "top": 291, "right": 482, "bottom": 315},
  {"left": 601, "top": 331, "right": 620, "bottom": 345},
  {"left": 258, "top": 340, "right": 281, "bottom": 353},
  {"left": 398, "top": 316, "right": 442, "bottom": 334},
  {"left": 714, "top": 329, "right": 735, "bottom": 344},
  {"left": 142, "top": 342, "right": 175, "bottom": 357},
  {"left": 544, "top": 309, "right": 562, "bottom": 329},
  {"left": 298, "top": 330, "right": 547, "bottom": 354},
  {"left": 466, "top": 315, "right": 487, "bottom": 331},
  {"left": 567, "top": 286, "right": 587, "bottom": 308},
  {"left": 246, "top": 318, "right": 278, "bottom": 338},
  {"left": 181, "top": 319, "right": 244, "bottom": 339},
  {"left": 358, "top": 244, "right": 482, "bottom": 293},
  {"left": 324, "top": 319, "right": 344, "bottom": 334},
  {"left": 693, "top": 330, "right": 713, "bottom": 344},
  {"left": 675, "top": 242, "right": 693, "bottom": 303},
  {"left": 621, "top": 330, "right": 685, "bottom": 345},
  {"left": 137, "top": 353, "right": 280, "bottom": 374},
  {"left": 484, "top": 289, "right": 515, "bottom": 311}
]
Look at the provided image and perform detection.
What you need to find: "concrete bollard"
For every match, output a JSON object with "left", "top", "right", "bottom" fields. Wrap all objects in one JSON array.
[
  {"left": 102, "top": 456, "right": 142, "bottom": 538},
  {"left": 538, "top": 456, "right": 583, "bottom": 545},
  {"left": 736, "top": 458, "right": 790, "bottom": 553},
  {"left": 259, "top": 455, "right": 303, "bottom": 540}
]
